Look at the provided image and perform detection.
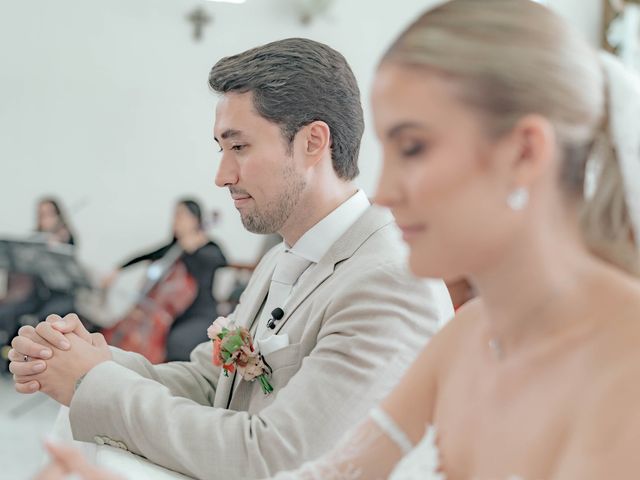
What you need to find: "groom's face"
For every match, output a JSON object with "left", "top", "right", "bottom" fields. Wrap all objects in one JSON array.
[{"left": 213, "top": 91, "right": 307, "bottom": 235}]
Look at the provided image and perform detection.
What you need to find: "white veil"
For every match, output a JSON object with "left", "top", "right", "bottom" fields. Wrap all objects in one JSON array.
[{"left": 599, "top": 51, "right": 640, "bottom": 248}]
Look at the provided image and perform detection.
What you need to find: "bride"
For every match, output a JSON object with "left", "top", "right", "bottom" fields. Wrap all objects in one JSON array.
[
  {"left": 275, "top": 0, "right": 640, "bottom": 478},
  {"left": 35, "top": 0, "right": 640, "bottom": 478}
]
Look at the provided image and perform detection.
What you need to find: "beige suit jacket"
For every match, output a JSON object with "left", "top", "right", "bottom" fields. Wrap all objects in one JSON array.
[{"left": 69, "top": 206, "right": 452, "bottom": 479}]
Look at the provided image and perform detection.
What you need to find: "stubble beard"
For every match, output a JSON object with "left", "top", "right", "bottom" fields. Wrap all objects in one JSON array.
[{"left": 240, "top": 161, "right": 307, "bottom": 235}]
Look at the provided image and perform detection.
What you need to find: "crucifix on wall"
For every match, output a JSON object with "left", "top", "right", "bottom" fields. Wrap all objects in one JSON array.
[{"left": 186, "top": 6, "right": 212, "bottom": 41}]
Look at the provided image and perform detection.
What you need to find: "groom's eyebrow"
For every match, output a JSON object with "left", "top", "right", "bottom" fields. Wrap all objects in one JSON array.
[{"left": 214, "top": 129, "right": 244, "bottom": 143}]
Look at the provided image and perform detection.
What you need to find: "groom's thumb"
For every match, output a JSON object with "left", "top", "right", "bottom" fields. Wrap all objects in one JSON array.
[
  {"left": 90, "top": 332, "right": 109, "bottom": 348},
  {"left": 50, "top": 313, "right": 92, "bottom": 343}
]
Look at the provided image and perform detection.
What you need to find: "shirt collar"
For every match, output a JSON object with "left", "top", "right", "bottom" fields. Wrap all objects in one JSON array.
[{"left": 287, "top": 190, "right": 370, "bottom": 263}]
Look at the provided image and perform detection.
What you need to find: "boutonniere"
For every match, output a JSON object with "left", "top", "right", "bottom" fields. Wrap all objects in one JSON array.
[{"left": 207, "top": 317, "right": 274, "bottom": 395}]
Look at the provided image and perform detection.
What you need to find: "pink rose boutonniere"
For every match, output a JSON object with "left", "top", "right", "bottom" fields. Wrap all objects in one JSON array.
[{"left": 207, "top": 317, "right": 274, "bottom": 395}]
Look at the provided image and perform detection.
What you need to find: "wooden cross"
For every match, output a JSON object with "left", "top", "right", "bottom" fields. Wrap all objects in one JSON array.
[{"left": 187, "top": 7, "right": 212, "bottom": 41}]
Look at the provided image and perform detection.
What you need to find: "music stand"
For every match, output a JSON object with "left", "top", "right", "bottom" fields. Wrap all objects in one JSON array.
[
  {"left": 0, "top": 238, "right": 91, "bottom": 380},
  {"left": 0, "top": 237, "right": 90, "bottom": 294}
]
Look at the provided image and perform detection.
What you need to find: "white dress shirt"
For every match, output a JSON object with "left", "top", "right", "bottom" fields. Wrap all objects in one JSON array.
[{"left": 254, "top": 189, "right": 370, "bottom": 339}]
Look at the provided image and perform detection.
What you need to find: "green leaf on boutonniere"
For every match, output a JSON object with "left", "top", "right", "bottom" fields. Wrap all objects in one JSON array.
[{"left": 224, "top": 335, "right": 244, "bottom": 353}]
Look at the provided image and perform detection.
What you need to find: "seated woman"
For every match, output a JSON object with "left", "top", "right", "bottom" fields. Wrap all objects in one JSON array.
[
  {"left": 1, "top": 198, "right": 78, "bottom": 362},
  {"left": 102, "top": 199, "right": 227, "bottom": 362}
]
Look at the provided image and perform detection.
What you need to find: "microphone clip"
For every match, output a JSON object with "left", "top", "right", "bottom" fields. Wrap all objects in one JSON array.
[{"left": 267, "top": 307, "right": 285, "bottom": 330}]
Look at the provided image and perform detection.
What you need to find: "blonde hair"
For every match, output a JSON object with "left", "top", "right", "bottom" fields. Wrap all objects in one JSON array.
[{"left": 383, "top": 0, "right": 638, "bottom": 274}]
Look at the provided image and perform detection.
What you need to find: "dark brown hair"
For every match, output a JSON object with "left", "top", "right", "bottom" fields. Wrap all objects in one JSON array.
[{"left": 209, "top": 38, "right": 364, "bottom": 180}]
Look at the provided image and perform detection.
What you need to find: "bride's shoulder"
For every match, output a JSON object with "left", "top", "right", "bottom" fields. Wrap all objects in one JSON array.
[
  {"left": 379, "top": 298, "right": 488, "bottom": 442},
  {"left": 617, "top": 276, "right": 640, "bottom": 319},
  {"left": 592, "top": 272, "right": 640, "bottom": 355},
  {"left": 447, "top": 296, "right": 484, "bottom": 325},
  {"left": 555, "top": 347, "right": 640, "bottom": 477},
  {"left": 557, "top": 277, "right": 640, "bottom": 476},
  {"left": 399, "top": 298, "right": 485, "bottom": 390},
  {"left": 429, "top": 297, "right": 486, "bottom": 354}
]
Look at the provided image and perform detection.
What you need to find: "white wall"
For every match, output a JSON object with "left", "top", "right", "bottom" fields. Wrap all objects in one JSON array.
[
  {"left": 550, "top": 0, "right": 603, "bottom": 46},
  {"left": 0, "top": 0, "right": 602, "bottom": 274}
]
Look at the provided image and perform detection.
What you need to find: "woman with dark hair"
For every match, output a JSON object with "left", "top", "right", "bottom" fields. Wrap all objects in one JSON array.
[
  {"left": 36, "top": 197, "right": 76, "bottom": 246},
  {"left": 1, "top": 197, "right": 78, "bottom": 370},
  {"left": 102, "top": 199, "right": 227, "bottom": 362}
]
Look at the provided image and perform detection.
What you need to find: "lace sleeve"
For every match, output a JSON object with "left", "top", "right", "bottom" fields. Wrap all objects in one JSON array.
[{"left": 269, "top": 407, "right": 413, "bottom": 480}]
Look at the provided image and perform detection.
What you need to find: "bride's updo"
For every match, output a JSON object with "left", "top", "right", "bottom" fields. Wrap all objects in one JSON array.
[{"left": 382, "top": 0, "right": 639, "bottom": 274}]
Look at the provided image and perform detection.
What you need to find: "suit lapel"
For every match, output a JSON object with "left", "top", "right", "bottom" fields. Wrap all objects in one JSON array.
[
  {"left": 273, "top": 206, "right": 393, "bottom": 335},
  {"left": 215, "top": 246, "right": 281, "bottom": 409},
  {"left": 215, "top": 371, "right": 236, "bottom": 408},
  {"left": 241, "top": 250, "right": 280, "bottom": 331},
  {"left": 271, "top": 261, "right": 334, "bottom": 335},
  {"left": 227, "top": 206, "right": 392, "bottom": 406},
  {"left": 229, "top": 252, "right": 336, "bottom": 404}
]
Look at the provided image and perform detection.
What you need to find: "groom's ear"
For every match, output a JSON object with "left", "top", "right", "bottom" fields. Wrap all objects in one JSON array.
[{"left": 298, "top": 121, "right": 332, "bottom": 169}]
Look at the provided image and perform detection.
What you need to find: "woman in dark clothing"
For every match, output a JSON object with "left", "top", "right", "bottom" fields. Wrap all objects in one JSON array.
[
  {"left": 31, "top": 198, "right": 79, "bottom": 319},
  {"left": 0, "top": 198, "right": 78, "bottom": 370},
  {"left": 1, "top": 198, "right": 78, "bottom": 322},
  {"left": 103, "top": 199, "right": 227, "bottom": 361}
]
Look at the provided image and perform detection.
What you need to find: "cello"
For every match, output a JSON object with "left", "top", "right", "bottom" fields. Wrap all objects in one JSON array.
[{"left": 102, "top": 243, "right": 197, "bottom": 363}]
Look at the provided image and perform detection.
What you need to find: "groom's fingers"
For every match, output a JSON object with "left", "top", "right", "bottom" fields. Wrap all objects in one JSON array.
[
  {"left": 10, "top": 333, "right": 53, "bottom": 360},
  {"left": 14, "top": 379, "right": 40, "bottom": 394},
  {"left": 35, "top": 322, "right": 72, "bottom": 350},
  {"left": 90, "top": 332, "right": 108, "bottom": 348},
  {"left": 48, "top": 313, "right": 93, "bottom": 343},
  {"left": 8, "top": 357, "right": 47, "bottom": 377}
]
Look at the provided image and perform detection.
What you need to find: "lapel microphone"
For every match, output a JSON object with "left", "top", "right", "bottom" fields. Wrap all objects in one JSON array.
[{"left": 267, "top": 307, "right": 285, "bottom": 330}]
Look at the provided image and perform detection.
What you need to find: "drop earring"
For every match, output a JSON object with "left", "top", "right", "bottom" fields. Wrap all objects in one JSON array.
[{"left": 507, "top": 187, "right": 529, "bottom": 211}]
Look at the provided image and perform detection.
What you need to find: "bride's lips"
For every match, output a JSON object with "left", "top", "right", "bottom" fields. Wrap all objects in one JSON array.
[{"left": 397, "top": 224, "right": 427, "bottom": 242}]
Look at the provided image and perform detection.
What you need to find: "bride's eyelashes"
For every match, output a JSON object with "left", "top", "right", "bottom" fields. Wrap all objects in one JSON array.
[{"left": 398, "top": 140, "right": 429, "bottom": 159}]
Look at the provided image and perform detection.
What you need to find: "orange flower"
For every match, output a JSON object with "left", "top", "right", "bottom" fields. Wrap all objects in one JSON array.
[
  {"left": 212, "top": 338, "right": 221, "bottom": 366},
  {"left": 207, "top": 321, "right": 273, "bottom": 393}
]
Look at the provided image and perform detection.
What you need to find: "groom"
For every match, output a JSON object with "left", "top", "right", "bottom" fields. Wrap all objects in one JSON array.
[{"left": 10, "top": 38, "right": 451, "bottom": 479}]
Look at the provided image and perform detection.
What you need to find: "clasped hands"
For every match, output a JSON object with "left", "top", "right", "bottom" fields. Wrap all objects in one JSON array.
[{"left": 8, "top": 313, "right": 112, "bottom": 406}]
